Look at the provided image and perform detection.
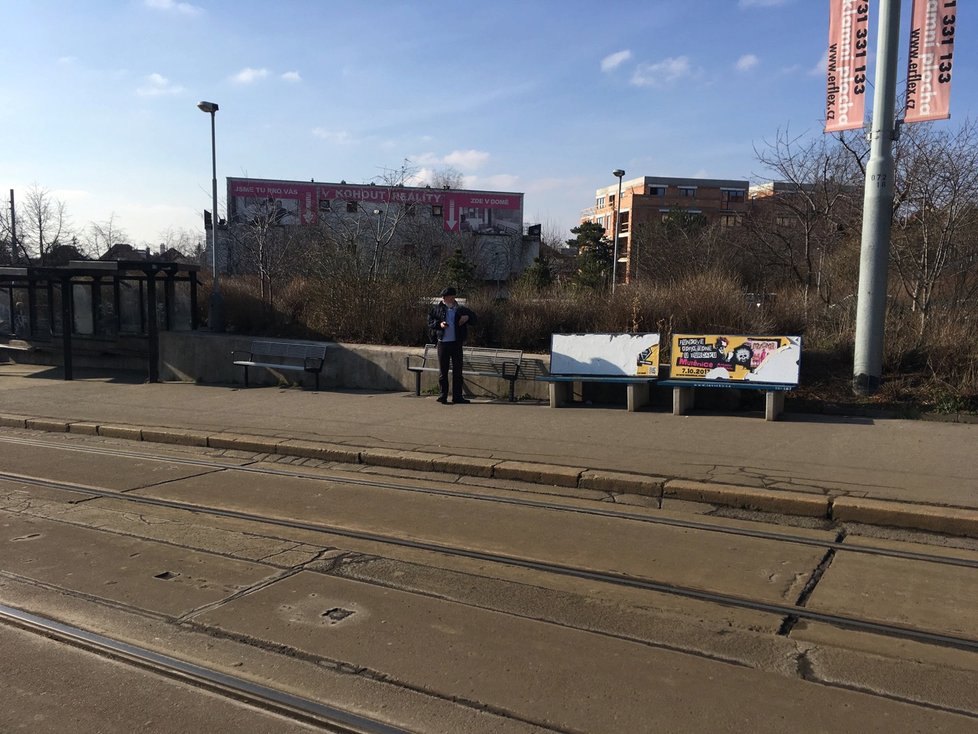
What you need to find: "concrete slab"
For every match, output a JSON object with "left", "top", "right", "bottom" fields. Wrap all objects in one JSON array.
[
  {"left": 132, "top": 469, "right": 833, "bottom": 605},
  {"left": 580, "top": 469, "right": 665, "bottom": 496},
  {"left": 805, "top": 536, "right": 978, "bottom": 639},
  {"left": 0, "top": 510, "right": 278, "bottom": 617},
  {"left": 0, "top": 440, "right": 222, "bottom": 491},
  {"left": 141, "top": 426, "right": 211, "bottom": 446},
  {"left": 0, "top": 623, "right": 323, "bottom": 734},
  {"left": 791, "top": 622, "right": 978, "bottom": 715},
  {"left": 196, "top": 571, "right": 977, "bottom": 733}
]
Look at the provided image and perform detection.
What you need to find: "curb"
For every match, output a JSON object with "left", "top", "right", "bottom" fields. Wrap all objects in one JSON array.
[{"left": 3, "top": 412, "right": 978, "bottom": 539}]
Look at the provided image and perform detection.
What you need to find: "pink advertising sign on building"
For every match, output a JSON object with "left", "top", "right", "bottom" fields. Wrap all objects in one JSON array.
[{"left": 228, "top": 178, "right": 523, "bottom": 234}]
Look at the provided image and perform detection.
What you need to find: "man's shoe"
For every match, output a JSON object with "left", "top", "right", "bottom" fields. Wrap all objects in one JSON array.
[
  {"left": 436, "top": 396, "right": 449, "bottom": 404},
  {"left": 453, "top": 398, "right": 471, "bottom": 404}
]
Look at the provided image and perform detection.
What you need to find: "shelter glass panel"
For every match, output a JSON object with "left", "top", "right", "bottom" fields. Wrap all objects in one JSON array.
[
  {"left": 0, "top": 288, "right": 11, "bottom": 335},
  {"left": 73, "top": 283, "right": 94, "bottom": 335},
  {"left": 119, "top": 280, "right": 143, "bottom": 334},
  {"left": 172, "top": 281, "right": 192, "bottom": 331}
]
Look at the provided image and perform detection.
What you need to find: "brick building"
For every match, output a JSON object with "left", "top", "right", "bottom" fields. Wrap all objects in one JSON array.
[{"left": 581, "top": 175, "right": 750, "bottom": 283}]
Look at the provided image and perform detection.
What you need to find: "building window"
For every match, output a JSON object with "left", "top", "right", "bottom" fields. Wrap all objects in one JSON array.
[
  {"left": 596, "top": 196, "right": 606, "bottom": 208},
  {"left": 678, "top": 187, "right": 696, "bottom": 198},
  {"left": 722, "top": 189, "right": 746, "bottom": 206},
  {"left": 618, "top": 211, "right": 630, "bottom": 232},
  {"left": 432, "top": 205, "right": 443, "bottom": 217},
  {"left": 648, "top": 186, "right": 666, "bottom": 196},
  {"left": 346, "top": 200, "right": 358, "bottom": 213},
  {"left": 405, "top": 202, "right": 416, "bottom": 216},
  {"left": 720, "top": 214, "right": 743, "bottom": 228},
  {"left": 318, "top": 199, "right": 331, "bottom": 212},
  {"left": 608, "top": 194, "right": 615, "bottom": 207}
]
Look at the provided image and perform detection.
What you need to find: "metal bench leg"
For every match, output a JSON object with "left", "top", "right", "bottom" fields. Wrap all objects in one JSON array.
[
  {"left": 414, "top": 371, "right": 421, "bottom": 397},
  {"left": 508, "top": 378, "right": 516, "bottom": 402},
  {"left": 243, "top": 366, "right": 249, "bottom": 388},
  {"left": 314, "top": 372, "right": 320, "bottom": 391},
  {"left": 765, "top": 391, "right": 784, "bottom": 421},
  {"left": 673, "top": 386, "right": 694, "bottom": 415}
]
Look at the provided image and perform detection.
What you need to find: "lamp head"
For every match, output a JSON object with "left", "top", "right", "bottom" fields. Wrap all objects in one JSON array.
[
  {"left": 612, "top": 169, "right": 625, "bottom": 179},
  {"left": 197, "top": 101, "right": 219, "bottom": 114}
]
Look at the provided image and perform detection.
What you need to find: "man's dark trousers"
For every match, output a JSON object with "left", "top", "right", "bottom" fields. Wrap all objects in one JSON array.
[{"left": 437, "top": 339, "right": 464, "bottom": 400}]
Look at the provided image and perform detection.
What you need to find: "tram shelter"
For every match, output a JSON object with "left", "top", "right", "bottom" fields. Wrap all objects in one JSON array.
[{"left": 0, "top": 259, "right": 199, "bottom": 381}]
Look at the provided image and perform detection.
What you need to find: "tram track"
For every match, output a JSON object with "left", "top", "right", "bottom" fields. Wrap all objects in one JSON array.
[
  {"left": 0, "top": 602, "right": 413, "bottom": 733},
  {"left": 1, "top": 433, "right": 977, "bottom": 572},
  {"left": 2, "top": 463, "right": 978, "bottom": 655}
]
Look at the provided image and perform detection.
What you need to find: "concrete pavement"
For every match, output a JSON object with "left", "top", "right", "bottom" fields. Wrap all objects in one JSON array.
[{"left": 2, "top": 363, "right": 978, "bottom": 537}]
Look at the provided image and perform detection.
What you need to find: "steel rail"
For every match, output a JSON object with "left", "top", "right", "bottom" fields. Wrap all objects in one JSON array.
[
  {"left": 3, "top": 469, "right": 978, "bottom": 654},
  {"left": 0, "top": 602, "right": 414, "bottom": 734},
  {"left": 2, "top": 434, "right": 977, "bottom": 571}
]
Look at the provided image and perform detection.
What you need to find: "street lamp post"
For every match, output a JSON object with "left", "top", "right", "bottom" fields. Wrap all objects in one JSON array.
[
  {"left": 197, "top": 100, "right": 223, "bottom": 332},
  {"left": 611, "top": 169, "right": 625, "bottom": 293}
]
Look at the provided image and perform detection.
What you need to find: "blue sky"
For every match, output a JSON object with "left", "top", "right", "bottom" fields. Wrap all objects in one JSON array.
[{"left": 2, "top": 0, "right": 974, "bottom": 247}]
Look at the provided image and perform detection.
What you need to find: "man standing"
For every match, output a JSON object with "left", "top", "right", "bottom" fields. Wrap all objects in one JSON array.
[{"left": 427, "top": 287, "right": 477, "bottom": 404}]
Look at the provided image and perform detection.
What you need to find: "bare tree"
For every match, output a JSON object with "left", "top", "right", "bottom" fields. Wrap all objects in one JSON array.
[
  {"left": 746, "top": 129, "right": 863, "bottom": 313},
  {"left": 84, "top": 213, "right": 128, "bottom": 258},
  {"left": 20, "top": 184, "right": 72, "bottom": 263},
  {"left": 888, "top": 120, "right": 978, "bottom": 334},
  {"left": 228, "top": 200, "right": 306, "bottom": 307}
]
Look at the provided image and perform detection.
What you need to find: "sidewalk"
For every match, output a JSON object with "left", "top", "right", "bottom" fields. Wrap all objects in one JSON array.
[{"left": 2, "top": 364, "right": 978, "bottom": 537}]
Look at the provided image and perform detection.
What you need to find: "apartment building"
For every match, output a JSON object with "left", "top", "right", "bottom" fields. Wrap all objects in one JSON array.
[{"left": 581, "top": 175, "right": 750, "bottom": 283}]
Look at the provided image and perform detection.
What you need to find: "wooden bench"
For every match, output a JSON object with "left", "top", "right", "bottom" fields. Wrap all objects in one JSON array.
[
  {"left": 536, "top": 333, "right": 660, "bottom": 412},
  {"left": 663, "top": 334, "right": 801, "bottom": 421},
  {"left": 406, "top": 344, "right": 523, "bottom": 401},
  {"left": 231, "top": 340, "right": 328, "bottom": 390}
]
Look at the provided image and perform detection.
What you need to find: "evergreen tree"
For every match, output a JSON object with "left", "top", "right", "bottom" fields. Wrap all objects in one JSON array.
[
  {"left": 567, "top": 222, "right": 612, "bottom": 290},
  {"left": 439, "top": 248, "right": 476, "bottom": 294}
]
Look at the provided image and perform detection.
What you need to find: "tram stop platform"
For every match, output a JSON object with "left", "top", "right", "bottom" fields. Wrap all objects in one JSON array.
[{"left": 1, "top": 363, "right": 977, "bottom": 538}]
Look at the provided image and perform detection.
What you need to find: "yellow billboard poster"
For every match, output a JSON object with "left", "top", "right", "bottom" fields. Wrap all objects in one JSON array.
[{"left": 670, "top": 334, "right": 801, "bottom": 385}]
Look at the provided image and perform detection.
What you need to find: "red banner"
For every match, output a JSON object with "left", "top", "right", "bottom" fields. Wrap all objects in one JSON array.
[
  {"left": 905, "top": 0, "right": 957, "bottom": 123},
  {"left": 825, "top": 0, "right": 870, "bottom": 133}
]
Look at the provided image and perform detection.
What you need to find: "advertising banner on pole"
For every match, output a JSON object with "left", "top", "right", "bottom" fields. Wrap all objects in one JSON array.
[
  {"left": 904, "top": 0, "right": 957, "bottom": 123},
  {"left": 669, "top": 335, "right": 801, "bottom": 385},
  {"left": 825, "top": 0, "right": 870, "bottom": 133}
]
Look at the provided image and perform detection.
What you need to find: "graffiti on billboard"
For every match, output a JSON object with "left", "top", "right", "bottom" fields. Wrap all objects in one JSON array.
[
  {"left": 670, "top": 334, "right": 801, "bottom": 385},
  {"left": 227, "top": 178, "right": 523, "bottom": 234},
  {"left": 550, "top": 333, "right": 660, "bottom": 377}
]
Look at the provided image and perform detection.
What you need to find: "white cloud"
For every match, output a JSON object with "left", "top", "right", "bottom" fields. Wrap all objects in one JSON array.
[
  {"left": 411, "top": 149, "right": 491, "bottom": 171},
  {"left": 137, "top": 72, "right": 184, "bottom": 96},
  {"left": 443, "top": 149, "right": 490, "bottom": 170},
  {"left": 281, "top": 71, "right": 302, "bottom": 82},
  {"left": 230, "top": 67, "right": 269, "bottom": 84},
  {"left": 631, "top": 56, "right": 692, "bottom": 88},
  {"left": 312, "top": 128, "right": 354, "bottom": 144},
  {"left": 145, "top": 0, "right": 203, "bottom": 16},
  {"left": 736, "top": 54, "right": 759, "bottom": 72},
  {"left": 601, "top": 50, "right": 632, "bottom": 73},
  {"left": 738, "top": 0, "right": 788, "bottom": 7}
]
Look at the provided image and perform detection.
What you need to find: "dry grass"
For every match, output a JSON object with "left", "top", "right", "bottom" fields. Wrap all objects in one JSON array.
[{"left": 211, "top": 270, "right": 977, "bottom": 412}]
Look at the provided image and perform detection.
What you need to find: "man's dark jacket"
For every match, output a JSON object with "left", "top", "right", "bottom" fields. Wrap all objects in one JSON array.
[{"left": 427, "top": 301, "right": 477, "bottom": 343}]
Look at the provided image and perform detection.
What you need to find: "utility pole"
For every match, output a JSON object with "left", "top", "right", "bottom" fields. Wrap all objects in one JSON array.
[
  {"left": 852, "top": 0, "right": 902, "bottom": 395},
  {"left": 8, "top": 190, "right": 18, "bottom": 264}
]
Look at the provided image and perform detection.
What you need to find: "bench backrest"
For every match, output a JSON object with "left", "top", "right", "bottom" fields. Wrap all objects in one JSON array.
[
  {"left": 670, "top": 334, "right": 801, "bottom": 386},
  {"left": 549, "top": 333, "right": 660, "bottom": 377},
  {"left": 251, "top": 340, "right": 327, "bottom": 361},
  {"left": 462, "top": 346, "right": 522, "bottom": 374},
  {"left": 419, "top": 344, "right": 522, "bottom": 375}
]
